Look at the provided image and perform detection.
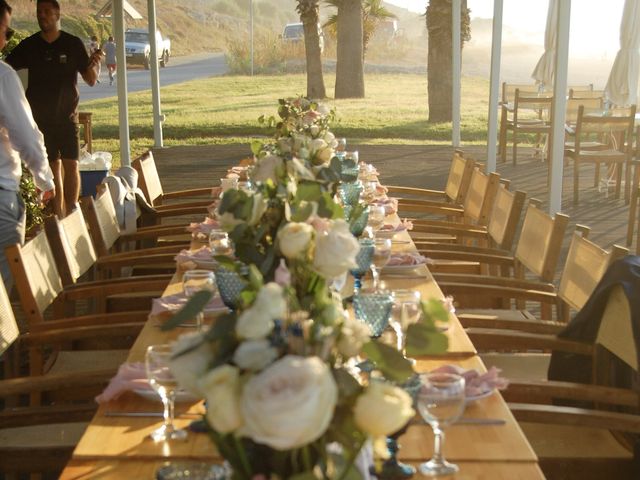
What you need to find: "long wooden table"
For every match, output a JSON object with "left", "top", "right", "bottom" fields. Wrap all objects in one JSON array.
[{"left": 59, "top": 217, "right": 543, "bottom": 479}]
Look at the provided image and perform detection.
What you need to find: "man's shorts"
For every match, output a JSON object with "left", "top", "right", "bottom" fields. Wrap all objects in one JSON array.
[
  {"left": 107, "top": 63, "right": 116, "bottom": 70},
  {"left": 40, "top": 122, "right": 80, "bottom": 162}
]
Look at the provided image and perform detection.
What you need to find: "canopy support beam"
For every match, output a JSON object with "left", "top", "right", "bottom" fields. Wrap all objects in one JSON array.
[
  {"left": 486, "top": 0, "right": 503, "bottom": 173},
  {"left": 113, "top": 0, "right": 131, "bottom": 166},
  {"left": 452, "top": 0, "right": 461, "bottom": 148}
]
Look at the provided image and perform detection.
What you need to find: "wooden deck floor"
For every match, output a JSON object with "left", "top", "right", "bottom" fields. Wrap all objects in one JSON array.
[{"left": 152, "top": 143, "right": 637, "bottom": 283}]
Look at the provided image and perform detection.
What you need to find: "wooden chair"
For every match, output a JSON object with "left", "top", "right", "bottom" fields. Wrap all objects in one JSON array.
[
  {"left": 565, "top": 104, "right": 636, "bottom": 205},
  {"left": 386, "top": 149, "right": 475, "bottom": 207},
  {"left": 504, "top": 89, "right": 553, "bottom": 165},
  {"left": 567, "top": 84, "right": 594, "bottom": 97},
  {"left": 624, "top": 127, "right": 640, "bottom": 253}
]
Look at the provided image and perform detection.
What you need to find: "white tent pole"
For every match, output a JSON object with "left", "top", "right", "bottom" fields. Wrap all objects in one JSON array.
[
  {"left": 549, "top": 0, "right": 571, "bottom": 214},
  {"left": 147, "top": 0, "right": 164, "bottom": 148},
  {"left": 452, "top": 0, "right": 461, "bottom": 148},
  {"left": 486, "top": 0, "right": 503, "bottom": 173},
  {"left": 113, "top": 0, "right": 131, "bottom": 166}
]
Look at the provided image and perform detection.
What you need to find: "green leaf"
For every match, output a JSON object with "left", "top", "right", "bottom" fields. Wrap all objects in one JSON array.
[
  {"left": 248, "top": 264, "right": 264, "bottom": 290},
  {"left": 296, "top": 182, "right": 324, "bottom": 202},
  {"left": 317, "top": 192, "right": 343, "bottom": 219},
  {"left": 213, "top": 256, "right": 238, "bottom": 272},
  {"left": 361, "top": 340, "right": 414, "bottom": 383},
  {"left": 251, "top": 139, "right": 263, "bottom": 156},
  {"left": 405, "top": 323, "right": 449, "bottom": 356},
  {"left": 204, "top": 312, "right": 236, "bottom": 340},
  {"left": 333, "top": 368, "right": 363, "bottom": 400},
  {"left": 291, "top": 201, "right": 315, "bottom": 222},
  {"left": 289, "top": 473, "right": 320, "bottom": 480},
  {"left": 329, "top": 156, "right": 342, "bottom": 174},
  {"left": 421, "top": 298, "right": 450, "bottom": 328},
  {"left": 161, "top": 290, "right": 213, "bottom": 331}
]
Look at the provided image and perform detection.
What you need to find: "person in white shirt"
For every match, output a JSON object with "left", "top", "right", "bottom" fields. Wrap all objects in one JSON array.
[{"left": 0, "top": 0, "right": 55, "bottom": 290}]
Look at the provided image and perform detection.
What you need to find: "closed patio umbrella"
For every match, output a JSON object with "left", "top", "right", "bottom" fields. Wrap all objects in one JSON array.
[
  {"left": 604, "top": 0, "right": 640, "bottom": 107},
  {"left": 532, "top": 0, "right": 558, "bottom": 89}
]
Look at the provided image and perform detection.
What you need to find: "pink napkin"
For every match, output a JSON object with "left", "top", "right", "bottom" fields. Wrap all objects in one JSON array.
[
  {"left": 151, "top": 292, "right": 226, "bottom": 316},
  {"left": 429, "top": 364, "right": 509, "bottom": 397},
  {"left": 372, "top": 197, "right": 398, "bottom": 215},
  {"left": 175, "top": 246, "right": 214, "bottom": 267},
  {"left": 387, "top": 252, "right": 427, "bottom": 267},
  {"left": 95, "top": 362, "right": 150, "bottom": 404},
  {"left": 380, "top": 219, "right": 414, "bottom": 233},
  {"left": 186, "top": 217, "right": 220, "bottom": 238}
]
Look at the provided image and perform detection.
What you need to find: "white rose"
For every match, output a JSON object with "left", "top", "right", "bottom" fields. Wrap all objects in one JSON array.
[
  {"left": 168, "top": 332, "right": 214, "bottom": 396},
  {"left": 198, "top": 365, "right": 243, "bottom": 433},
  {"left": 277, "top": 138, "right": 292, "bottom": 154},
  {"left": 252, "top": 154, "right": 283, "bottom": 184},
  {"left": 338, "top": 316, "right": 372, "bottom": 358},
  {"left": 313, "top": 219, "right": 359, "bottom": 278},
  {"left": 248, "top": 193, "right": 268, "bottom": 226},
  {"left": 278, "top": 222, "right": 313, "bottom": 259},
  {"left": 253, "top": 282, "right": 286, "bottom": 319},
  {"left": 354, "top": 382, "right": 415, "bottom": 437},
  {"left": 236, "top": 306, "right": 274, "bottom": 340},
  {"left": 309, "top": 138, "right": 328, "bottom": 153},
  {"left": 241, "top": 355, "right": 338, "bottom": 449},
  {"left": 217, "top": 211, "right": 243, "bottom": 231},
  {"left": 233, "top": 339, "right": 278, "bottom": 371},
  {"left": 298, "top": 147, "right": 310, "bottom": 160},
  {"left": 309, "top": 124, "right": 320, "bottom": 136},
  {"left": 316, "top": 103, "right": 330, "bottom": 116},
  {"left": 324, "top": 131, "right": 337, "bottom": 147},
  {"left": 315, "top": 146, "right": 334, "bottom": 165}
]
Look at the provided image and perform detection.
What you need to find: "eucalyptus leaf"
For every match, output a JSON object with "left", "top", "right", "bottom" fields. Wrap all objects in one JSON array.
[
  {"left": 251, "top": 139, "right": 263, "bottom": 155},
  {"left": 421, "top": 298, "right": 450, "bottom": 328},
  {"left": 213, "top": 256, "right": 237, "bottom": 272},
  {"left": 405, "top": 323, "right": 449, "bottom": 357},
  {"left": 160, "top": 290, "right": 214, "bottom": 331},
  {"left": 296, "top": 182, "right": 324, "bottom": 202},
  {"left": 361, "top": 341, "right": 414, "bottom": 384},
  {"left": 291, "top": 201, "right": 315, "bottom": 222},
  {"left": 248, "top": 264, "right": 264, "bottom": 290},
  {"left": 329, "top": 156, "right": 342, "bottom": 174},
  {"left": 333, "top": 368, "right": 363, "bottom": 400},
  {"left": 204, "top": 312, "right": 237, "bottom": 340}
]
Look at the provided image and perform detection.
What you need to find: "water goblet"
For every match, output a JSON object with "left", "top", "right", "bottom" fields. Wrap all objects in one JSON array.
[
  {"left": 345, "top": 150, "right": 359, "bottom": 164},
  {"left": 209, "top": 230, "right": 234, "bottom": 257},
  {"left": 417, "top": 373, "right": 466, "bottom": 476},
  {"left": 371, "top": 237, "right": 392, "bottom": 290},
  {"left": 390, "top": 290, "right": 422, "bottom": 356},
  {"left": 220, "top": 177, "right": 238, "bottom": 192},
  {"left": 182, "top": 269, "right": 217, "bottom": 331},
  {"left": 368, "top": 205, "right": 386, "bottom": 232},
  {"left": 336, "top": 137, "right": 347, "bottom": 152},
  {"left": 349, "top": 238, "right": 375, "bottom": 295},
  {"left": 146, "top": 344, "right": 188, "bottom": 442},
  {"left": 353, "top": 288, "right": 393, "bottom": 337}
]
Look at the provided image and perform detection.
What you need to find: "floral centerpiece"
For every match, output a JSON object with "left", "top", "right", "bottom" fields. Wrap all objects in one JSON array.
[{"left": 164, "top": 97, "right": 449, "bottom": 479}]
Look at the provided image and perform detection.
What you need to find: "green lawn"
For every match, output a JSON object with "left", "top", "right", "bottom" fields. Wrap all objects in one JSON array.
[{"left": 80, "top": 73, "right": 492, "bottom": 165}]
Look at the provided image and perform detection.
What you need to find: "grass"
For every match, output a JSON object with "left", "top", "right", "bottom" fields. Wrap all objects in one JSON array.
[{"left": 80, "top": 73, "right": 493, "bottom": 165}]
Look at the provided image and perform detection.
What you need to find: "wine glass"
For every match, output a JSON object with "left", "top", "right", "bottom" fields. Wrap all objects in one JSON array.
[
  {"left": 417, "top": 373, "right": 466, "bottom": 476},
  {"left": 182, "top": 270, "right": 217, "bottom": 331},
  {"left": 209, "top": 230, "right": 234, "bottom": 257},
  {"left": 371, "top": 237, "right": 392, "bottom": 290},
  {"left": 146, "top": 344, "right": 188, "bottom": 442},
  {"left": 367, "top": 205, "right": 386, "bottom": 232},
  {"left": 336, "top": 137, "right": 347, "bottom": 152},
  {"left": 390, "top": 290, "right": 422, "bottom": 356}
]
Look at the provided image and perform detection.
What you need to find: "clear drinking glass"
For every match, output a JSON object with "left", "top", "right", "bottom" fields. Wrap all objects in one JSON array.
[
  {"left": 390, "top": 290, "right": 422, "bottom": 355},
  {"left": 146, "top": 344, "right": 188, "bottom": 442},
  {"left": 371, "top": 237, "right": 392, "bottom": 290},
  {"left": 182, "top": 270, "right": 217, "bottom": 330},
  {"left": 336, "top": 137, "right": 347, "bottom": 152},
  {"left": 417, "top": 373, "right": 466, "bottom": 476},
  {"left": 368, "top": 205, "right": 386, "bottom": 232},
  {"left": 209, "top": 230, "right": 234, "bottom": 257}
]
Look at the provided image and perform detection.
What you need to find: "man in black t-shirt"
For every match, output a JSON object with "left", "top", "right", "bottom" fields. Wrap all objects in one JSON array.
[{"left": 5, "top": 0, "right": 101, "bottom": 217}]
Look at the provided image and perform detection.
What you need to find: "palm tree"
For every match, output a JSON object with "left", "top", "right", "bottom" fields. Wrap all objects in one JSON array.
[
  {"left": 297, "top": 0, "right": 327, "bottom": 99},
  {"left": 324, "top": 0, "right": 397, "bottom": 58},
  {"left": 332, "top": 0, "right": 365, "bottom": 99},
  {"left": 426, "top": 0, "right": 471, "bottom": 122}
]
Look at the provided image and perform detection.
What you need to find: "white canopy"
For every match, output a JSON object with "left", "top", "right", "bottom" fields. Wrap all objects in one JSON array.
[{"left": 531, "top": 0, "right": 558, "bottom": 88}]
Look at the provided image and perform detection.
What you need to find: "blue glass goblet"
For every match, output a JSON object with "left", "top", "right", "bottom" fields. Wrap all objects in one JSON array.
[
  {"left": 214, "top": 266, "right": 247, "bottom": 310},
  {"left": 349, "top": 205, "right": 369, "bottom": 238},
  {"left": 338, "top": 182, "right": 363, "bottom": 207},
  {"left": 353, "top": 290, "right": 393, "bottom": 337},
  {"left": 349, "top": 238, "right": 374, "bottom": 295}
]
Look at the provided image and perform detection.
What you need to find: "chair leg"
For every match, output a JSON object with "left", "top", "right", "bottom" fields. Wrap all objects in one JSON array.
[
  {"left": 512, "top": 132, "right": 518, "bottom": 166},
  {"left": 626, "top": 164, "right": 640, "bottom": 245},
  {"left": 615, "top": 163, "right": 623, "bottom": 199},
  {"left": 499, "top": 109, "right": 507, "bottom": 162},
  {"left": 573, "top": 161, "right": 580, "bottom": 205},
  {"left": 594, "top": 163, "right": 601, "bottom": 188},
  {"left": 624, "top": 160, "right": 631, "bottom": 204}
]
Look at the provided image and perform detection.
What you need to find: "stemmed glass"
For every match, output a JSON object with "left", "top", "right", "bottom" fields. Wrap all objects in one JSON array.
[
  {"left": 371, "top": 237, "right": 392, "bottom": 290},
  {"left": 417, "top": 373, "right": 466, "bottom": 476},
  {"left": 349, "top": 238, "right": 375, "bottom": 295},
  {"left": 182, "top": 270, "right": 217, "bottom": 331},
  {"left": 209, "top": 230, "right": 234, "bottom": 257},
  {"left": 368, "top": 205, "right": 386, "bottom": 232},
  {"left": 390, "top": 290, "right": 422, "bottom": 356},
  {"left": 146, "top": 344, "right": 188, "bottom": 442}
]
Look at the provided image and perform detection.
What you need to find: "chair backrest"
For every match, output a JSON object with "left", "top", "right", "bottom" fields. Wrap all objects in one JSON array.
[
  {"left": 132, "top": 150, "right": 163, "bottom": 206},
  {"left": 565, "top": 97, "right": 603, "bottom": 124},
  {"left": 557, "top": 226, "right": 628, "bottom": 321},
  {"left": 461, "top": 168, "right": 501, "bottom": 226},
  {"left": 512, "top": 89, "right": 554, "bottom": 121},
  {"left": 444, "top": 149, "right": 476, "bottom": 205},
  {"left": 44, "top": 209, "right": 99, "bottom": 286},
  {"left": 502, "top": 82, "right": 540, "bottom": 103},
  {"left": 596, "top": 285, "right": 638, "bottom": 372},
  {"left": 514, "top": 200, "right": 569, "bottom": 283},
  {"left": 0, "top": 275, "right": 19, "bottom": 357},
  {"left": 5, "top": 230, "right": 64, "bottom": 328},
  {"left": 575, "top": 105, "right": 636, "bottom": 153},
  {"left": 486, "top": 187, "right": 527, "bottom": 250},
  {"left": 567, "top": 84, "right": 594, "bottom": 96},
  {"left": 81, "top": 185, "right": 122, "bottom": 257}
]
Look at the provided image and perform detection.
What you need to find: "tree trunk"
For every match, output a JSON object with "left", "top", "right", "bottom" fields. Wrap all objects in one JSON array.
[
  {"left": 335, "top": 0, "right": 364, "bottom": 99},
  {"left": 426, "top": 0, "right": 470, "bottom": 122},
  {"left": 302, "top": 16, "right": 326, "bottom": 99}
]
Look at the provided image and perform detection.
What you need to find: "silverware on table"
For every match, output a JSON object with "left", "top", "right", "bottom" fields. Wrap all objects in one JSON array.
[
  {"left": 455, "top": 417, "right": 506, "bottom": 426},
  {"left": 104, "top": 411, "right": 202, "bottom": 418}
]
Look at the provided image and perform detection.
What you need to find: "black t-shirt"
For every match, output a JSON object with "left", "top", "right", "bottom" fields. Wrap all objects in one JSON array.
[{"left": 5, "top": 31, "right": 89, "bottom": 126}]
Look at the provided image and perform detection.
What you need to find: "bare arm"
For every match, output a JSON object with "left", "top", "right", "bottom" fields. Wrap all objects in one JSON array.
[{"left": 81, "top": 51, "right": 102, "bottom": 86}]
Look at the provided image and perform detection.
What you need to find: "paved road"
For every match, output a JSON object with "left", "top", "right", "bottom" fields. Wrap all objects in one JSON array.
[{"left": 78, "top": 52, "right": 227, "bottom": 103}]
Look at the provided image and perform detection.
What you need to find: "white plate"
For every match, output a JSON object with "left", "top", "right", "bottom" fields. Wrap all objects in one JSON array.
[
  {"left": 133, "top": 388, "right": 200, "bottom": 404},
  {"left": 382, "top": 262, "right": 426, "bottom": 274},
  {"left": 465, "top": 388, "right": 495, "bottom": 403}
]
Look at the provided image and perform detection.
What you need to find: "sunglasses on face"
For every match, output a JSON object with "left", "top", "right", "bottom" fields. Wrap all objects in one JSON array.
[{"left": 5, "top": 27, "right": 14, "bottom": 41}]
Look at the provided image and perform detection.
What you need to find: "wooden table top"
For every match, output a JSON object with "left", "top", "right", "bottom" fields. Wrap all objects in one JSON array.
[{"left": 62, "top": 211, "right": 539, "bottom": 478}]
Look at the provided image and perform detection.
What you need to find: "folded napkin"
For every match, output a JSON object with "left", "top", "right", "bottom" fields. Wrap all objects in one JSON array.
[
  {"left": 151, "top": 291, "right": 226, "bottom": 316},
  {"left": 228, "top": 165, "right": 250, "bottom": 180},
  {"left": 186, "top": 217, "right": 220, "bottom": 238},
  {"left": 175, "top": 246, "right": 214, "bottom": 267},
  {"left": 380, "top": 219, "right": 414, "bottom": 233},
  {"left": 372, "top": 197, "right": 398, "bottom": 215},
  {"left": 429, "top": 364, "right": 509, "bottom": 397},
  {"left": 387, "top": 252, "right": 428, "bottom": 267},
  {"left": 95, "top": 362, "right": 150, "bottom": 404}
]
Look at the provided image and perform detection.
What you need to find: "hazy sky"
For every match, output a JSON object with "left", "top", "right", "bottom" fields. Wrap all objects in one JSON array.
[{"left": 385, "top": 0, "right": 625, "bottom": 57}]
